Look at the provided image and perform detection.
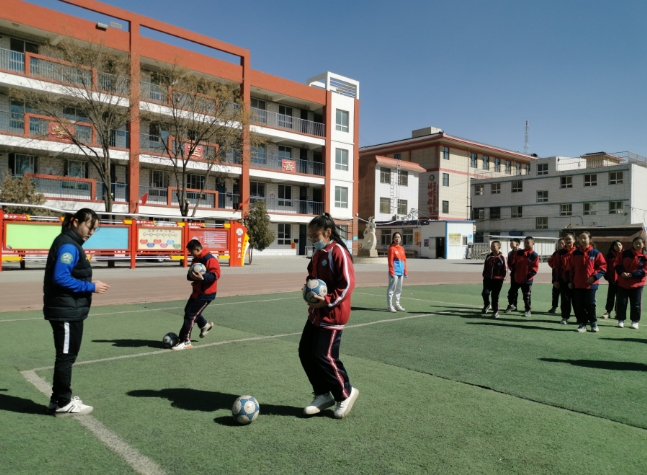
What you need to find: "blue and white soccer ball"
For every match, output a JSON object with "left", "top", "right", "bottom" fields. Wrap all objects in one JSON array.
[
  {"left": 303, "top": 279, "right": 328, "bottom": 304},
  {"left": 163, "top": 332, "right": 178, "bottom": 349},
  {"left": 232, "top": 395, "right": 259, "bottom": 425},
  {"left": 191, "top": 263, "right": 206, "bottom": 274}
]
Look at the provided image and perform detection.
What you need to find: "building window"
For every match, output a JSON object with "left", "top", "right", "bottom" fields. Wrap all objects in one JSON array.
[
  {"left": 560, "top": 176, "right": 573, "bottom": 188},
  {"left": 380, "top": 167, "right": 391, "bottom": 184},
  {"left": 584, "top": 174, "right": 597, "bottom": 187},
  {"left": 442, "top": 201, "right": 449, "bottom": 214},
  {"left": 336, "top": 225, "right": 349, "bottom": 240},
  {"left": 250, "top": 181, "right": 265, "bottom": 197},
  {"left": 442, "top": 173, "right": 449, "bottom": 187},
  {"left": 393, "top": 153, "right": 401, "bottom": 160},
  {"left": 278, "top": 184, "right": 292, "bottom": 206},
  {"left": 537, "top": 190, "right": 548, "bottom": 203},
  {"left": 443, "top": 146, "right": 449, "bottom": 160},
  {"left": 511, "top": 206, "right": 522, "bottom": 218},
  {"left": 560, "top": 204, "right": 572, "bottom": 216},
  {"left": 381, "top": 229, "right": 392, "bottom": 246},
  {"left": 402, "top": 228, "right": 414, "bottom": 246},
  {"left": 494, "top": 158, "right": 501, "bottom": 172},
  {"left": 278, "top": 223, "right": 291, "bottom": 245},
  {"left": 335, "top": 149, "right": 348, "bottom": 171},
  {"left": 474, "top": 208, "right": 485, "bottom": 220},
  {"left": 609, "top": 171, "right": 623, "bottom": 185},
  {"left": 483, "top": 156, "right": 489, "bottom": 170},
  {"left": 186, "top": 174, "right": 205, "bottom": 190},
  {"left": 10, "top": 38, "right": 39, "bottom": 54},
  {"left": 278, "top": 146, "right": 292, "bottom": 159},
  {"left": 335, "top": 109, "right": 349, "bottom": 132},
  {"left": 470, "top": 153, "right": 477, "bottom": 168},
  {"left": 583, "top": 202, "right": 596, "bottom": 215},
  {"left": 475, "top": 184, "right": 484, "bottom": 195},
  {"left": 526, "top": 164, "right": 531, "bottom": 175},
  {"left": 537, "top": 163, "right": 548, "bottom": 175},
  {"left": 536, "top": 217, "right": 548, "bottom": 230},
  {"left": 335, "top": 187, "right": 348, "bottom": 208},
  {"left": 490, "top": 207, "right": 501, "bottom": 219},
  {"left": 512, "top": 181, "right": 523, "bottom": 192},
  {"left": 398, "top": 170, "right": 408, "bottom": 186},
  {"left": 609, "top": 201, "right": 623, "bottom": 214},
  {"left": 278, "top": 105, "right": 293, "bottom": 129},
  {"left": 151, "top": 170, "right": 166, "bottom": 188},
  {"left": 397, "top": 199, "right": 408, "bottom": 215},
  {"left": 380, "top": 198, "right": 390, "bottom": 214},
  {"left": 12, "top": 154, "right": 36, "bottom": 175},
  {"left": 515, "top": 163, "right": 521, "bottom": 175},
  {"left": 505, "top": 161, "right": 512, "bottom": 175},
  {"left": 491, "top": 183, "right": 500, "bottom": 194}
]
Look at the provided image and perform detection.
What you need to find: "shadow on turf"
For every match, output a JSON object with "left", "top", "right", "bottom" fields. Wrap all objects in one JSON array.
[
  {"left": 127, "top": 388, "right": 308, "bottom": 422},
  {"left": 0, "top": 392, "right": 48, "bottom": 415},
  {"left": 93, "top": 339, "right": 167, "bottom": 348},
  {"left": 467, "top": 322, "right": 571, "bottom": 332},
  {"left": 540, "top": 358, "right": 647, "bottom": 371},
  {"left": 600, "top": 338, "right": 647, "bottom": 344}
]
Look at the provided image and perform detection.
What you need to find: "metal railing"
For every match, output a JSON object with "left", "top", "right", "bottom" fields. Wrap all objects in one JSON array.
[
  {"left": 30, "top": 57, "right": 93, "bottom": 87},
  {"left": 98, "top": 129, "right": 130, "bottom": 149},
  {"left": 0, "top": 110, "right": 26, "bottom": 134},
  {"left": 96, "top": 182, "right": 128, "bottom": 202},
  {"left": 251, "top": 152, "right": 324, "bottom": 176},
  {"left": 0, "top": 48, "right": 25, "bottom": 73},
  {"left": 0, "top": 174, "right": 93, "bottom": 200},
  {"left": 28, "top": 117, "right": 93, "bottom": 144},
  {"left": 139, "top": 186, "right": 168, "bottom": 205},
  {"left": 98, "top": 71, "right": 130, "bottom": 93},
  {"left": 250, "top": 196, "right": 323, "bottom": 215},
  {"left": 138, "top": 186, "right": 240, "bottom": 210},
  {"left": 140, "top": 133, "right": 168, "bottom": 154},
  {"left": 140, "top": 81, "right": 169, "bottom": 103},
  {"left": 251, "top": 107, "right": 325, "bottom": 137}
]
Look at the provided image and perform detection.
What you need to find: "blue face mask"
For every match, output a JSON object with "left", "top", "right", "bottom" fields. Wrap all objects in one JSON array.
[{"left": 313, "top": 239, "right": 326, "bottom": 250}]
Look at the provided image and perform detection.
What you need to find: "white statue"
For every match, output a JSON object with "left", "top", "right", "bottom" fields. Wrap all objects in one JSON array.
[{"left": 359, "top": 216, "right": 378, "bottom": 257}]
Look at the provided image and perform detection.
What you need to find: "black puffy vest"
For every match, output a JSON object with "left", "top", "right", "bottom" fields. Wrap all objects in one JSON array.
[{"left": 43, "top": 227, "right": 93, "bottom": 321}]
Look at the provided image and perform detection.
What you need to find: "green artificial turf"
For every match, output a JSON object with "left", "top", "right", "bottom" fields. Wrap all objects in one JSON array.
[{"left": 2, "top": 284, "right": 647, "bottom": 474}]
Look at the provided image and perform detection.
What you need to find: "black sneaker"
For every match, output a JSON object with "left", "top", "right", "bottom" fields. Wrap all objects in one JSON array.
[
  {"left": 547, "top": 307, "right": 557, "bottom": 314},
  {"left": 504, "top": 305, "right": 516, "bottom": 314},
  {"left": 482, "top": 305, "right": 492, "bottom": 314}
]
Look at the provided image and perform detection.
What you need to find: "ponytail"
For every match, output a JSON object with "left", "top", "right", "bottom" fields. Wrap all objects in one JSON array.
[
  {"left": 308, "top": 213, "right": 353, "bottom": 262},
  {"left": 391, "top": 232, "right": 402, "bottom": 246},
  {"left": 62, "top": 208, "right": 100, "bottom": 230}
]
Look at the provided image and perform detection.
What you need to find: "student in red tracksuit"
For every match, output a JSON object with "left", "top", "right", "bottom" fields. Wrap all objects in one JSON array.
[
  {"left": 506, "top": 236, "right": 539, "bottom": 317},
  {"left": 615, "top": 236, "right": 647, "bottom": 329},
  {"left": 566, "top": 231, "right": 606, "bottom": 333},
  {"left": 547, "top": 238, "right": 565, "bottom": 314},
  {"left": 555, "top": 233, "right": 576, "bottom": 324},
  {"left": 173, "top": 239, "right": 220, "bottom": 350},
  {"left": 482, "top": 240, "right": 507, "bottom": 318},
  {"left": 505, "top": 238, "right": 521, "bottom": 312},
  {"left": 602, "top": 240, "right": 623, "bottom": 319},
  {"left": 299, "top": 213, "right": 358, "bottom": 419}
]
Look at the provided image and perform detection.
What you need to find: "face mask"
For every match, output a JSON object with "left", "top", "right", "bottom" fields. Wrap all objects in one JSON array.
[{"left": 313, "top": 239, "right": 326, "bottom": 250}]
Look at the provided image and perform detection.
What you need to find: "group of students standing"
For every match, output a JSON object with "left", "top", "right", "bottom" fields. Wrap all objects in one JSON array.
[{"left": 480, "top": 232, "right": 646, "bottom": 332}]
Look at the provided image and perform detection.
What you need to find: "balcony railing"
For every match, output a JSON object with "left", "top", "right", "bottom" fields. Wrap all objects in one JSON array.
[
  {"left": 139, "top": 134, "right": 241, "bottom": 165},
  {"left": 97, "top": 129, "right": 130, "bottom": 149},
  {"left": 251, "top": 152, "right": 324, "bottom": 176},
  {"left": 251, "top": 107, "right": 325, "bottom": 137},
  {"left": 0, "top": 110, "right": 26, "bottom": 134},
  {"left": 96, "top": 182, "right": 128, "bottom": 202},
  {"left": 140, "top": 81, "right": 169, "bottom": 103},
  {"left": 250, "top": 196, "right": 323, "bottom": 215},
  {"left": 30, "top": 57, "right": 93, "bottom": 87},
  {"left": 0, "top": 48, "right": 25, "bottom": 73},
  {"left": 139, "top": 185, "right": 240, "bottom": 210},
  {"left": 28, "top": 116, "right": 93, "bottom": 144}
]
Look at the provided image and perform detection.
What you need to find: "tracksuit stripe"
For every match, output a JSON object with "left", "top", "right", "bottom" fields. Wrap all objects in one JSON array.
[
  {"left": 63, "top": 322, "right": 70, "bottom": 354},
  {"left": 187, "top": 302, "right": 209, "bottom": 341},
  {"left": 328, "top": 244, "right": 350, "bottom": 308},
  {"left": 327, "top": 330, "right": 349, "bottom": 399}
]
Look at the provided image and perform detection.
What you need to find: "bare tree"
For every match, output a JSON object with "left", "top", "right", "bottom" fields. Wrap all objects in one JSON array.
[
  {"left": 11, "top": 38, "right": 133, "bottom": 212},
  {"left": 140, "top": 62, "right": 263, "bottom": 216}
]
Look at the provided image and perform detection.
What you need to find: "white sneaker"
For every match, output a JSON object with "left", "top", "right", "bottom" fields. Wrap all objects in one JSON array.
[
  {"left": 395, "top": 305, "right": 406, "bottom": 312},
  {"left": 303, "top": 392, "right": 335, "bottom": 415},
  {"left": 200, "top": 322, "right": 214, "bottom": 338},
  {"left": 631, "top": 321, "right": 639, "bottom": 330},
  {"left": 560, "top": 319, "right": 568, "bottom": 325},
  {"left": 618, "top": 320, "right": 625, "bottom": 328},
  {"left": 54, "top": 396, "right": 93, "bottom": 417},
  {"left": 334, "top": 387, "right": 359, "bottom": 419},
  {"left": 387, "top": 307, "right": 397, "bottom": 313},
  {"left": 172, "top": 340, "right": 193, "bottom": 351},
  {"left": 601, "top": 312, "right": 609, "bottom": 319}
]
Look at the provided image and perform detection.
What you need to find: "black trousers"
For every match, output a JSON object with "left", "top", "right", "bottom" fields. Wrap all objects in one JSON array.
[
  {"left": 616, "top": 287, "right": 643, "bottom": 322},
  {"left": 50, "top": 320, "right": 84, "bottom": 407},
  {"left": 551, "top": 286, "right": 560, "bottom": 308},
  {"left": 179, "top": 297, "right": 211, "bottom": 342},
  {"left": 482, "top": 278, "right": 504, "bottom": 312},
  {"left": 560, "top": 282, "right": 574, "bottom": 320},
  {"left": 605, "top": 283, "right": 618, "bottom": 314},
  {"left": 298, "top": 321, "right": 352, "bottom": 402},
  {"left": 508, "top": 281, "right": 532, "bottom": 311},
  {"left": 573, "top": 288, "right": 597, "bottom": 325}
]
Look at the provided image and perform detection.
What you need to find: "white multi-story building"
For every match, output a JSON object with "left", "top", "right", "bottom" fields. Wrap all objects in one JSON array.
[
  {"left": 0, "top": 1, "right": 360, "bottom": 256},
  {"left": 470, "top": 152, "right": 647, "bottom": 240}
]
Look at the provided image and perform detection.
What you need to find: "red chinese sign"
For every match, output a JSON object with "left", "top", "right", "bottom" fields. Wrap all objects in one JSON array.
[
  {"left": 48, "top": 122, "right": 74, "bottom": 141},
  {"left": 427, "top": 180, "right": 438, "bottom": 216},
  {"left": 185, "top": 144, "right": 203, "bottom": 159},
  {"left": 3, "top": 214, "right": 30, "bottom": 221},
  {"left": 282, "top": 159, "right": 296, "bottom": 173}
]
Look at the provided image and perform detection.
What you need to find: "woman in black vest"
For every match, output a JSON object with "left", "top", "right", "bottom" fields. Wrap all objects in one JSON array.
[{"left": 44, "top": 208, "right": 110, "bottom": 416}]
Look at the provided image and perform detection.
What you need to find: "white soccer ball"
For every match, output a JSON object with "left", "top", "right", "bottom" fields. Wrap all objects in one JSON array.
[
  {"left": 232, "top": 395, "right": 259, "bottom": 425},
  {"left": 162, "top": 332, "right": 178, "bottom": 349},
  {"left": 191, "top": 263, "right": 206, "bottom": 274},
  {"left": 303, "top": 279, "right": 328, "bottom": 304}
]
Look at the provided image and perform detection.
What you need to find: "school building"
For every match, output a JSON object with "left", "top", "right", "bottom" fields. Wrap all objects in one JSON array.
[
  {"left": 0, "top": 0, "right": 359, "bottom": 256},
  {"left": 469, "top": 152, "right": 647, "bottom": 241}
]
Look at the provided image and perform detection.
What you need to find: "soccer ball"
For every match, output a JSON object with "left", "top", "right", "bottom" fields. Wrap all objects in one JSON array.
[
  {"left": 163, "top": 332, "right": 178, "bottom": 349},
  {"left": 303, "top": 279, "right": 328, "bottom": 304},
  {"left": 232, "top": 395, "right": 259, "bottom": 425},
  {"left": 191, "top": 263, "right": 206, "bottom": 274}
]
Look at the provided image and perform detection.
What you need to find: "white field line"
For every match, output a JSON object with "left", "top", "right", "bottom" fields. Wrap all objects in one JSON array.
[
  {"left": 354, "top": 292, "right": 482, "bottom": 309},
  {"left": 0, "top": 296, "right": 302, "bottom": 323},
  {"left": 21, "top": 370, "right": 166, "bottom": 475}
]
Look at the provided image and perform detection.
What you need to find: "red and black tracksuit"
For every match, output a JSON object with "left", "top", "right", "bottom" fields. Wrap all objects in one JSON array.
[
  {"left": 555, "top": 245, "right": 576, "bottom": 320},
  {"left": 565, "top": 246, "right": 606, "bottom": 326},
  {"left": 507, "top": 249, "right": 519, "bottom": 307},
  {"left": 299, "top": 242, "right": 355, "bottom": 402},
  {"left": 548, "top": 251, "right": 561, "bottom": 309},
  {"left": 179, "top": 249, "right": 220, "bottom": 342},
  {"left": 614, "top": 249, "right": 647, "bottom": 322},
  {"left": 508, "top": 248, "right": 539, "bottom": 311},
  {"left": 604, "top": 250, "right": 620, "bottom": 315},
  {"left": 482, "top": 252, "right": 507, "bottom": 312}
]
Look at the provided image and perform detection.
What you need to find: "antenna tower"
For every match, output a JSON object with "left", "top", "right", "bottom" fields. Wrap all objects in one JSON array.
[{"left": 524, "top": 120, "right": 529, "bottom": 155}]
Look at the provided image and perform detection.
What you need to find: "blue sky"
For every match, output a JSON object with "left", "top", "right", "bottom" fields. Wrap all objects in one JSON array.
[{"left": 27, "top": 0, "right": 647, "bottom": 157}]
